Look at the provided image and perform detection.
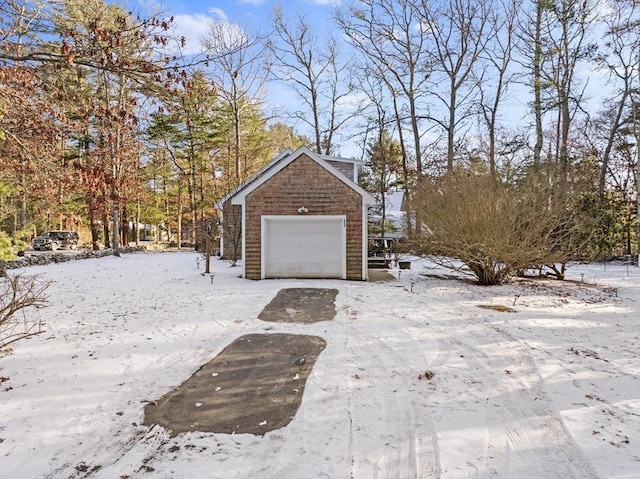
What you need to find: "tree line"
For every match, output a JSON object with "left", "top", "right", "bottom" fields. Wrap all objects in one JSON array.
[
  {"left": 1, "top": 0, "right": 638, "bottom": 281},
  {"left": 346, "top": 0, "right": 638, "bottom": 282},
  {"left": 0, "top": 0, "right": 307, "bottom": 256}
]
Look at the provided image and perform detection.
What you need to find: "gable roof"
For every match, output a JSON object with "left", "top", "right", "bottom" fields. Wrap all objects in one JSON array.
[
  {"left": 216, "top": 149, "right": 293, "bottom": 209},
  {"left": 319, "top": 153, "right": 362, "bottom": 165},
  {"left": 227, "top": 146, "right": 374, "bottom": 206},
  {"left": 385, "top": 191, "right": 407, "bottom": 214}
]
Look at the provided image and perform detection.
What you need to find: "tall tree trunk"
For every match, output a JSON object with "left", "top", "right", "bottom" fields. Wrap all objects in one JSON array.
[
  {"left": 88, "top": 203, "right": 100, "bottom": 250},
  {"left": 559, "top": 90, "right": 571, "bottom": 191},
  {"left": 635, "top": 101, "right": 640, "bottom": 266},
  {"left": 380, "top": 173, "right": 387, "bottom": 239},
  {"left": 312, "top": 87, "right": 322, "bottom": 154},
  {"left": 599, "top": 93, "right": 628, "bottom": 195},
  {"left": 177, "top": 185, "right": 183, "bottom": 248},
  {"left": 121, "top": 205, "right": 128, "bottom": 247},
  {"left": 111, "top": 208, "right": 120, "bottom": 255},
  {"left": 103, "top": 209, "right": 111, "bottom": 249},
  {"left": 488, "top": 123, "right": 496, "bottom": 177},
  {"left": 408, "top": 92, "right": 423, "bottom": 235},
  {"left": 135, "top": 197, "right": 141, "bottom": 245},
  {"left": 533, "top": 0, "right": 544, "bottom": 165},
  {"left": 447, "top": 84, "right": 457, "bottom": 171},
  {"left": 392, "top": 92, "right": 413, "bottom": 238},
  {"left": 188, "top": 156, "right": 197, "bottom": 246},
  {"left": 18, "top": 173, "right": 27, "bottom": 231},
  {"left": 234, "top": 100, "right": 241, "bottom": 182}
]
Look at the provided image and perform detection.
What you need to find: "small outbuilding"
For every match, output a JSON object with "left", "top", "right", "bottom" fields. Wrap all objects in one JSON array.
[{"left": 219, "top": 147, "right": 375, "bottom": 280}]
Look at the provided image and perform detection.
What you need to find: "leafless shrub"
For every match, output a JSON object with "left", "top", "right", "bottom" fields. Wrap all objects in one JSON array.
[
  {"left": 0, "top": 274, "right": 51, "bottom": 350},
  {"left": 413, "top": 170, "right": 593, "bottom": 285}
]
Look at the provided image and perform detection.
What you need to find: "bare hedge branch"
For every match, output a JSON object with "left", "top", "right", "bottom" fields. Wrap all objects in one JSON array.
[
  {"left": 0, "top": 274, "right": 51, "bottom": 350},
  {"left": 413, "top": 170, "right": 594, "bottom": 285}
]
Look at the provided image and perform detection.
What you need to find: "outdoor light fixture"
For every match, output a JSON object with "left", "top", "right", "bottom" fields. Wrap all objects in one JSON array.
[{"left": 297, "top": 206, "right": 308, "bottom": 214}]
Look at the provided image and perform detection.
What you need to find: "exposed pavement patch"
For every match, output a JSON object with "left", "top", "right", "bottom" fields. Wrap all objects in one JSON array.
[
  {"left": 144, "top": 333, "right": 327, "bottom": 436},
  {"left": 368, "top": 270, "right": 397, "bottom": 283},
  {"left": 258, "top": 288, "right": 338, "bottom": 323}
]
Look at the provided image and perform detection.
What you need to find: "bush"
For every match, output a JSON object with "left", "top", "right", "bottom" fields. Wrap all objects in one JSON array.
[
  {"left": 0, "top": 231, "right": 14, "bottom": 260},
  {"left": 0, "top": 230, "right": 28, "bottom": 261},
  {"left": 413, "top": 170, "right": 593, "bottom": 285}
]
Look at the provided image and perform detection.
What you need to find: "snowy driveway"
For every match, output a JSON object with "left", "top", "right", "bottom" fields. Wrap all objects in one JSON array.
[{"left": 0, "top": 252, "right": 638, "bottom": 479}]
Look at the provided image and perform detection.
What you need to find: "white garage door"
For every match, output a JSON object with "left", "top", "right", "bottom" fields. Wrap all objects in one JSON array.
[{"left": 262, "top": 216, "right": 346, "bottom": 279}]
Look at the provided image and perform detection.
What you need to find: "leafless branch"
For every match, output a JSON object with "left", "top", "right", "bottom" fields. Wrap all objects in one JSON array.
[{"left": 0, "top": 274, "right": 50, "bottom": 350}]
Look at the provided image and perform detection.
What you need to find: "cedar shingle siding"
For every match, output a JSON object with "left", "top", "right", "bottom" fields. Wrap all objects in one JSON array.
[
  {"left": 244, "top": 154, "right": 363, "bottom": 280},
  {"left": 324, "top": 160, "right": 355, "bottom": 181}
]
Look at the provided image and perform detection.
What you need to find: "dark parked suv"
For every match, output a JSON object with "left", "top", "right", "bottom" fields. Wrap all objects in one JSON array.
[{"left": 32, "top": 231, "right": 79, "bottom": 251}]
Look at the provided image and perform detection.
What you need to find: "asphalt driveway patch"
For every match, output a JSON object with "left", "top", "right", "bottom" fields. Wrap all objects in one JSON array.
[
  {"left": 258, "top": 288, "right": 338, "bottom": 323},
  {"left": 368, "top": 270, "right": 397, "bottom": 283},
  {"left": 144, "top": 333, "right": 327, "bottom": 436}
]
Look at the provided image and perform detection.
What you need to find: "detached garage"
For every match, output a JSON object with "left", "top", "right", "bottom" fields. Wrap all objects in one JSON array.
[{"left": 220, "top": 147, "right": 374, "bottom": 280}]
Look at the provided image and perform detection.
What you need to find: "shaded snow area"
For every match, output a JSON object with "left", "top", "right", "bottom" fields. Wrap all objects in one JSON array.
[{"left": 1, "top": 251, "right": 638, "bottom": 479}]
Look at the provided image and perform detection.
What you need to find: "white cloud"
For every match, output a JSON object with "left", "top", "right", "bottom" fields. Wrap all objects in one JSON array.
[
  {"left": 205, "top": 21, "right": 249, "bottom": 54},
  {"left": 171, "top": 13, "right": 214, "bottom": 55},
  {"left": 207, "top": 7, "right": 229, "bottom": 23},
  {"left": 171, "top": 9, "right": 239, "bottom": 56},
  {"left": 170, "top": 10, "right": 251, "bottom": 58}
]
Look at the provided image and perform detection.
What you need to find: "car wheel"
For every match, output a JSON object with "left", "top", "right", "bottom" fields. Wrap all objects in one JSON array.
[{"left": 51, "top": 242, "right": 58, "bottom": 251}]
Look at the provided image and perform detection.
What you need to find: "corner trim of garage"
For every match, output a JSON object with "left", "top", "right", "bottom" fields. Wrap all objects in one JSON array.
[{"left": 362, "top": 197, "right": 369, "bottom": 281}]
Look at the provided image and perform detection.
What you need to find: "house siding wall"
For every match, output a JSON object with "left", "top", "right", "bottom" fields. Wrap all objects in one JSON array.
[
  {"left": 244, "top": 154, "right": 364, "bottom": 280},
  {"left": 325, "top": 160, "right": 355, "bottom": 181}
]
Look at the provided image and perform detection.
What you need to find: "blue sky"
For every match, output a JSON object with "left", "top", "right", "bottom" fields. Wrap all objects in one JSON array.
[
  {"left": 158, "top": 0, "right": 337, "bottom": 54},
  {"left": 135, "top": 0, "right": 616, "bottom": 160},
  {"left": 164, "top": 0, "right": 333, "bottom": 20},
  {"left": 143, "top": 0, "right": 362, "bottom": 155}
]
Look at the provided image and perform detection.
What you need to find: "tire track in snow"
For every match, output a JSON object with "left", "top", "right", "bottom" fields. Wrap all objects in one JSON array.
[
  {"left": 443, "top": 325, "right": 601, "bottom": 479},
  {"left": 39, "top": 308, "right": 253, "bottom": 479},
  {"left": 346, "top": 312, "right": 439, "bottom": 479},
  {"left": 397, "top": 281, "right": 603, "bottom": 479},
  {"left": 341, "top": 284, "right": 451, "bottom": 479},
  {"left": 42, "top": 425, "right": 171, "bottom": 479}
]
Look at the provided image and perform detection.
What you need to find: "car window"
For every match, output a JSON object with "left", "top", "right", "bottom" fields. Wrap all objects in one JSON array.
[{"left": 41, "top": 231, "right": 77, "bottom": 239}]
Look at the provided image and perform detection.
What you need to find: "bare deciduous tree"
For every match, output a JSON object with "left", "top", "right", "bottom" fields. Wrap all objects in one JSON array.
[
  {"left": 595, "top": 0, "right": 639, "bottom": 196},
  {"left": 269, "top": 6, "right": 356, "bottom": 155},
  {"left": 221, "top": 203, "right": 242, "bottom": 266},
  {"left": 478, "top": 0, "right": 522, "bottom": 177},
  {"left": 336, "top": 0, "right": 434, "bottom": 235},
  {"left": 202, "top": 21, "right": 269, "bottom": 183},
  {"left": 419, "top": 0, "right": 491, "bottom": 171}
]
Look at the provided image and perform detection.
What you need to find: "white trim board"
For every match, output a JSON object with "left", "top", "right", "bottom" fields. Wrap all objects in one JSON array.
[{"left": 231, "top": 146, "right": 374, "bottom": 207}]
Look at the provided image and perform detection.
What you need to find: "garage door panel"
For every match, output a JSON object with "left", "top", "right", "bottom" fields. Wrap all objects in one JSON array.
[{"left": 263, "top": 217, "right": 345, "bottom": 279}]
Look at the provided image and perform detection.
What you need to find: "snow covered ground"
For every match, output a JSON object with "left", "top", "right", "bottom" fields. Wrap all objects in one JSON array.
[{"left": 0, "top": 251, "right": 638, "bottom": 479}]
